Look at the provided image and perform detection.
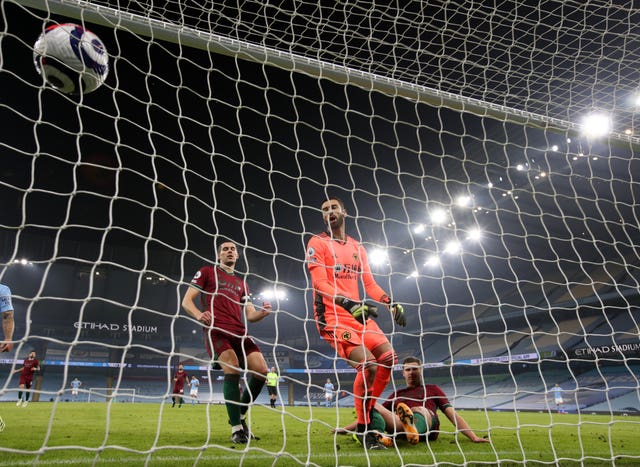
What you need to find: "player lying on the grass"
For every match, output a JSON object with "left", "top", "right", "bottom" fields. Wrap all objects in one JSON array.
[{"left": 333, "top": 357, "right": 489, "bottom": 445}]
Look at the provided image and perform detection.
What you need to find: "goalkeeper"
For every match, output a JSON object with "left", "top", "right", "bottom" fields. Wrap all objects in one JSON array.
[{"left": 306, "top": 196, "right": 406, "bottom": 450}]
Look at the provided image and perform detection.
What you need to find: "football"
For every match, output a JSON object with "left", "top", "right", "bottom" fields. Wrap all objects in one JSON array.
[{"left": 33, "top": 23, "right": 109, "bottom": 94}]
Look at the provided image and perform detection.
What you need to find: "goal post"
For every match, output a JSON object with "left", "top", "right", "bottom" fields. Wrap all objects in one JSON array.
[{"left": 1, "top": 0, "right": 639, "bottom": 466}]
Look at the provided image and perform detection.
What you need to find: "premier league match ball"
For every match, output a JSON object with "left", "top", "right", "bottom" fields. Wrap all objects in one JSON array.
[{"left": 33, "top": 23, "right": 109, "bottom": 94}]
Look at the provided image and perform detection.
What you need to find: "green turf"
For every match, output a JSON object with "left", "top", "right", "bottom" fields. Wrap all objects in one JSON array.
[{"left": 0, "top": 402, "right": 639, "bottom": 466}]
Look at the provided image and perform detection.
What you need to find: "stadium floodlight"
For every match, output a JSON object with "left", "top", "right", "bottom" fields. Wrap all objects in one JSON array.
[
  {"left": 424, "top": 255, "right": 440, "bottom": 267},
  {"left": 368, "top": 248, "right": 388, "bottom": 266},
  {"left": 260, "top": 288, "right": 287, "bottom": 300},
  {"left": 455, "top": 195, "right": 471, "bottom": 207},
  {"left": 444, "top": 240, "right": 462, "bottom": 255},
  {"left": 580, "top": 112, "right": 612, "bottom": 138},
  {"left": 429, "top": 208, "right": 448, "bottom": 225},
  {"left": 467, "top": 227, "right": 482, "bottom": 241},
  {"left": 413, "top": 223, "right": 426, "bottom": 234}
]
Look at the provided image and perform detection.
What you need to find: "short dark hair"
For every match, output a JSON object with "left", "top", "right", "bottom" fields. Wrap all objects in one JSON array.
[
  {"left": 402, "top": 356, "right": 422, "bottom": 366},
  {"left": 216, "top": 238, "right": 237, "bottom": 254}
]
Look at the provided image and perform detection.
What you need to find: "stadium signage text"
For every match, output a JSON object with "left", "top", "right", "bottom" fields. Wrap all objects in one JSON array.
[
  {"left": 74, "top": 321, "right": 158, "bottom": 333},
  {"left": 573, "top": 343, "right": 640, "bottom": 357}
]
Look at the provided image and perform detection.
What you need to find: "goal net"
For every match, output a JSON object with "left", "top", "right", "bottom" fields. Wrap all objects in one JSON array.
[{"left": 1, "top": 0, "right": 639, "bottom": 465}]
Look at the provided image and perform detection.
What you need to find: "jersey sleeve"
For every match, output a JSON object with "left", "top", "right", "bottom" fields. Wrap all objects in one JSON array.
[
  {"left": 306, "top": 236, "right": 339, "bottom": 300},
  {"left": 190, "top": 266, "right": 208, "bottom": 290},
  {"left": 431, "top": 385, "right": 452, "bottom": 411}
]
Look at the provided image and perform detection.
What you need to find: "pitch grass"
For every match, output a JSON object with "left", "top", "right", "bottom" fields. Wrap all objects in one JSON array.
[{"left": 0, "top": 402, "right": 639, "bottom": 466}]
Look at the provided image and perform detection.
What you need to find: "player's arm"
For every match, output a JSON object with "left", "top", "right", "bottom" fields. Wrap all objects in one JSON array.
[
  {"left": 245, "top": 300, "right": 271, "bottom": 323},
  {"left": 442, "top": 406, "right": 490, "bottom": 443},
  {"left": 182, "top": 286, "right": 211, "bottom": 325},
  {"left": 1, "top": 310, "right": 14, "bottom": 352}
]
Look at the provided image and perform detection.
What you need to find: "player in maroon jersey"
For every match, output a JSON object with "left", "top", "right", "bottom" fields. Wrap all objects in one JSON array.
[
  {"left": 171, "top": 364, "right": 189, "bottom": 408},
  {"left": 14, "top": 351, "right": 40, "bottom": 407},
  {"left": 182, "top": 239, "right": 272, "bottom": 444},
  {"left": 335, "top": 357, "right": 489, "bottom": 444},
  {"left": 306, "top": 197, "right": 406, "bottom": 450}
]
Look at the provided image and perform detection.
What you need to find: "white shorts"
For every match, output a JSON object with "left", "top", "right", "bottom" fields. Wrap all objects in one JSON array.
[
  {"left": 555, "top": 397, "right": 563, "bottom": 404},
  {"left": 190, "top": 390, "right": 198, "bottom": 397}
]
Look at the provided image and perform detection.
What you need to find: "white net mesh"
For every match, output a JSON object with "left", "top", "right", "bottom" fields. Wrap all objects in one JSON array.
[{"left": 1, "top": 0, "right": 639, "bottom": 465}]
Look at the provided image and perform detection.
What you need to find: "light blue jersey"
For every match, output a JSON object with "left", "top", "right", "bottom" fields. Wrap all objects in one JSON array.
[
  {"left": 0, "top": 284, "right": 13, "bottom": 313},
  {"left": 324, "top": 382, "right": 334, "bottom": 396},
  {"left": 553, "top": 386, "right": 563, "bottom": 400},
  {"left": 189, "top": 378, "right": 200, "bottom": 393}
]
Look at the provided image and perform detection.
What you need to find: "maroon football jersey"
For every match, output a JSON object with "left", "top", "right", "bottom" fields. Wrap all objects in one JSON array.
[
  {"left": 382, "top": 384, "right": 452, "bottom": 414},
  {"left": 190, "top": 265, "right": 250, "bottom": 335},
  {"left": 20, "top": 358, "right": 39, "bottom": 381}
]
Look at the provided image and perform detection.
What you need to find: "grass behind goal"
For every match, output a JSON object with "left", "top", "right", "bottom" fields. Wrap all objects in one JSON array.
[{"left": 0, "top": 403, "right": 638, "bottom": 466}]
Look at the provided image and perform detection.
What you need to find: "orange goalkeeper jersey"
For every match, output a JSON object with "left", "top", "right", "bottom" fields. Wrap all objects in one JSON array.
[{"left": 306, "top": 232, "right": 387, "bottom": 327}]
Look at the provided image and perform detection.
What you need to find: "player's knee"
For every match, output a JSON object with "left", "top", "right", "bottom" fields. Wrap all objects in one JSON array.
[
  {"left": 355, "top": 357, "right": 377, "bottom": 373},
  {"left": 377, "top": 350, "right": 398, "bottom": 368}
]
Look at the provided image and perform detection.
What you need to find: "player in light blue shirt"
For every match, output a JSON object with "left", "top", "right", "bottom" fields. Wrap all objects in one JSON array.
[
  {"left": 324, "top": 378, "right": 335, "bottom": 408},
  {"left": 0, "top": 284, "right": 15, "bottom": 353},
  {"left": 189, "top": 375, "right": 200, "bottom": 405},
  {"left": 552, "top": 384, "right": 565, "bottom": 413},
  {"left": 70, "top": 378, "right": 82, "bottom": 401}
]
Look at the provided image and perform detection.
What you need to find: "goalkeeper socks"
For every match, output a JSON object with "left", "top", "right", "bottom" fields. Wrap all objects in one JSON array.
[
  {"left": 25, "top": 392, "right": 30, "bottom": 402},
  {"left": 223, "top": 374, "right": 242, "bottom": 426},
  {"left": 366, "top": 350, "right": 396, "bottom": 414},
  {"left": 240, "top": 375, "right": 265, "bottom": 416},
  {"left": 353, "top": 363, "right": 374, "bottom": 425},
  {"left": 17, "top": 391, "right": 22, "bottom": 401}
]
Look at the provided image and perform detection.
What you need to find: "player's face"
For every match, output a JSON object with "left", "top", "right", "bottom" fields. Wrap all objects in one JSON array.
[
  {"left": 402, "top": 363, "right": 423, "bottom": 388},
  {"left": 28, "top": 352, "right": 36, "bottom": 359},
  {"left": 218, "top": 242, "right": 239, "bottom": 266},
  {"left": 321, "top": 199, "right": 345, "bottom": 229}
]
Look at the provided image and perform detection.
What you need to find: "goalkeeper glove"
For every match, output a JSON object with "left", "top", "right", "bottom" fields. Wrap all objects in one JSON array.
[
  {"left": 390, "top": 303, "right": 406, "bottom": 327},
  {"left": 340, "top": 298, "right": 378, "bottom": 323}
]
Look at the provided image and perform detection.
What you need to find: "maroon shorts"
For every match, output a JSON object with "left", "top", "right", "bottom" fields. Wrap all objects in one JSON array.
[
  {"left": 19, "top": 376, "right": 33, "bottom": 388},
  {"left": 204, "top": 329, "right": 261, "bottom": 367}
]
